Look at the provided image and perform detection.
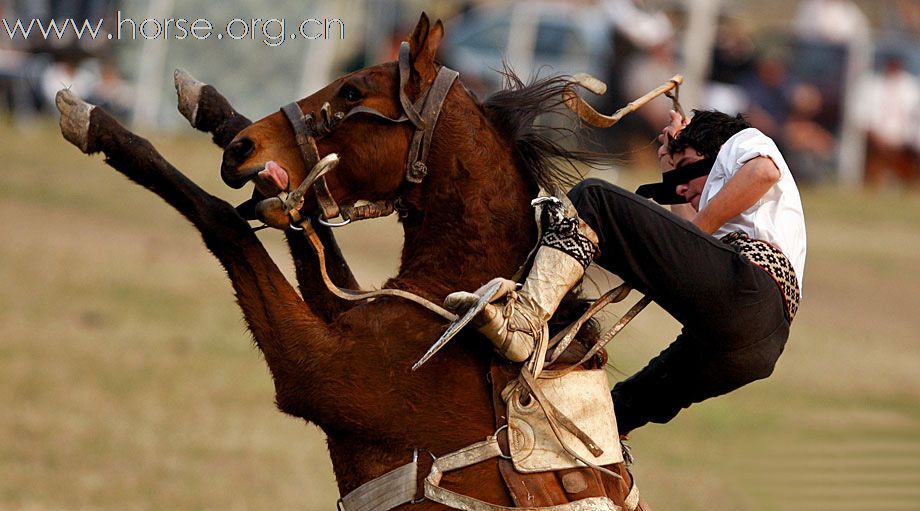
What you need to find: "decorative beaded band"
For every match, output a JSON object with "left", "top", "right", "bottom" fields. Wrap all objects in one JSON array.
[
  {"left": 722, "top": 231, "right": 800, "bottom": 321},
  {"left": 541, "top": 217, "right": 597, "bottom": 270}
]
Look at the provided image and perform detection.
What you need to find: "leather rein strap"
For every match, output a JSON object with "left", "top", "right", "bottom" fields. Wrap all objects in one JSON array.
[
  {"left": 299, "top": 219, "right": 458, "bottom": 321},
  {"left": 279, "top": 41, "right": 459, "bottom": 226}
]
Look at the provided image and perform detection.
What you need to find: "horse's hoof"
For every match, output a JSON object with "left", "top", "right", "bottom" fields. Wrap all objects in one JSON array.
[
  {"left": 56, "top": 89, "right": 95, "bottom": 153},
  {"left": 175, "top": 68, "right": 204, "bottom": 127}
]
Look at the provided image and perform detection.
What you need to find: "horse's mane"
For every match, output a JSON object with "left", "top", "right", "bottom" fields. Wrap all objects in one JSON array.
[
  {"left": 480, "top": 67, "right": 611, "bottom": 353},
  {"left": 482, "top": 66, "right": 610, "bottom": 194}
]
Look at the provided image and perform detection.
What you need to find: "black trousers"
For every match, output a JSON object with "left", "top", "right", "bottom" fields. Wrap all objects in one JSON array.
[{"left": 568, "top": 179, "right": 790, "bottom": 434}]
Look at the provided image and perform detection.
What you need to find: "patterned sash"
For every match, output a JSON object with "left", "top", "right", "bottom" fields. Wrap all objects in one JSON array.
[{"left": 721, "top": 231, "right": 800, "bottom": 321}]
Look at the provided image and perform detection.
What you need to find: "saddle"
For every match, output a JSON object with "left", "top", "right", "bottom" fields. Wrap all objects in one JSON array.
[{"left": 490, "top": 345, "right": 644, "bottom": 509}]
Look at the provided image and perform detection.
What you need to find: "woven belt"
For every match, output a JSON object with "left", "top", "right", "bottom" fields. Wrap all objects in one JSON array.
[{"left": 721, "top": 231, "right": 800, "bottom": 321}]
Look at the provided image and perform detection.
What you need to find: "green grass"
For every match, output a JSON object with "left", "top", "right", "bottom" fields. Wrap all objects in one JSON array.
[{"left": 2, "top": 122, "right": 919, "bottom": 510}]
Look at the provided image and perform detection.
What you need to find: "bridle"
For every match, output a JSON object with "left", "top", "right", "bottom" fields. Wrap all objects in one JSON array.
[
  {"left": 279, "top": 41, "right": 459, "bottom": 228},
  {"left": 255, "top": 40, "right": 463, "bottom": 323}
]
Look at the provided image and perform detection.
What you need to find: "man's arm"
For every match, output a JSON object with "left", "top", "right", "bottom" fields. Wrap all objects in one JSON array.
[{"left": 692, "top": 156, "right": 780, "bottom": 234}]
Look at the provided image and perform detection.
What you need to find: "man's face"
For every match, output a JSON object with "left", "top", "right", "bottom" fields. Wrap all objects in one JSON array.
[
  {"left": 677, "top": 175, "right": 709, "bottom": 211},
  {"left": 669, "top": 146, "right": 707, "bottom": 210}
]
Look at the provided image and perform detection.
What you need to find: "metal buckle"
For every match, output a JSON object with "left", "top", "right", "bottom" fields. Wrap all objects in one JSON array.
[
  {"left": 406, "top": 160, "right": 427, "bottom": 183},
  {"left": 408, "top": 449, "right": 436, "bottom": 505},
  {"left": 318, "top": 215, "right": 352, "bottom": 228},
  {"left": 494, "top": 424, "right": 512, "bottom": 460}
]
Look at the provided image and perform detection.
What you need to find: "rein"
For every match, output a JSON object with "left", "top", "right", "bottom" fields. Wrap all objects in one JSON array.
[{"left": 299, "top": 219, "right": 458, "bottom": 321}]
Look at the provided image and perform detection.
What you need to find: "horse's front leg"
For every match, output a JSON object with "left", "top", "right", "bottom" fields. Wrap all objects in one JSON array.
[
  {"left": 175, "top": 69, "right": 253, "bottom": 148},
  {"left": 56, "top": 90, "right": 336, "bottom": 396},
  {"left": 175, "top": 70, "right": 360, "bottom": 321}
]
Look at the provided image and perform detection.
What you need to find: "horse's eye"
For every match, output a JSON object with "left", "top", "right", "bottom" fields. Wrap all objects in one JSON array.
[{"left": 340, "top": 85, "right": 362, "bottom": 102}]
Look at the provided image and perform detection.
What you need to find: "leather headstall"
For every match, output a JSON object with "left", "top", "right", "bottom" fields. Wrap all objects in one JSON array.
[{"left": 279, "top": 41, "right": 459, "bottom": 227}]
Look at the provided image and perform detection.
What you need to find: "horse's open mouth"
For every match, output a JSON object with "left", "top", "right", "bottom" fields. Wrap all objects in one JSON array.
[
  {"left": 225, "top": 161, "right": 291, "bottom": 196},
  {"left": 254, "top": 161, "right": 290, "bottom": 197}
]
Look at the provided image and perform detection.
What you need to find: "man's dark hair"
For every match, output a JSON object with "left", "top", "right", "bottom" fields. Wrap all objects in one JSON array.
[{"left": 669, "top": 109, "right": 751, "bottom": 160}]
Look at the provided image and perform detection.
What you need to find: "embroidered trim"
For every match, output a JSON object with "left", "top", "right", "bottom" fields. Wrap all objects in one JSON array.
[
  {"left": 541, "top": 217, "right": 596, "bottom": 269},
  {"left": 721, "top": 231, "right": 800, "bottom": 321}
]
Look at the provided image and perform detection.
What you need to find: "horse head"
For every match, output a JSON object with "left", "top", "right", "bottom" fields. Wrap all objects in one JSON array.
[{"left": 221, "top": 14, "right": 457, "bottom": 230}]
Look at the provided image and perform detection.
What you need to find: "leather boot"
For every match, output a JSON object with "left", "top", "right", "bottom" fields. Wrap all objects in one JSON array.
[{"left": 444, "top": 197, "right": 598, "bottom": 362}]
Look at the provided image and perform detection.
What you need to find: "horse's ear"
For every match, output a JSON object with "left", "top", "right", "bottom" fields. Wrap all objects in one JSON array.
[{"left": 407, "top": 13, "right": 444, "bottom": 90}]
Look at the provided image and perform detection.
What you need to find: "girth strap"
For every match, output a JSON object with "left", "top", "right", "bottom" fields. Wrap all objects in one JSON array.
[
  {"left": 336, "top": 434, "right": 636, "bottom": 511},
  {"left": 337, "top": 451, "right": 419, "bottom": 511},
  {"left": 423, "top": 437, "right": 618, "bottom": 511}
]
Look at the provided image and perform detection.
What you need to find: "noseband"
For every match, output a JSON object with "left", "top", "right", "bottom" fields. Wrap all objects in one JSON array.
[{"left": 279, "top": 41, "right": 459, "bottom": 227}]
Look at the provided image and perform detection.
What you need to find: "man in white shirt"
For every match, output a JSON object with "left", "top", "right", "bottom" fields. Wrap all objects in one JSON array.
[
  {"left": 446, "top": 109, "right": 806, "bottom": 434},
  {"left": 852, "top": 57, "right": 920, "bottom": 188}
]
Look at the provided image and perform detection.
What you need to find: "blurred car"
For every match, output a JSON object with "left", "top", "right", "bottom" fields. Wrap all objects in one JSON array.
[{"left": 441, "top": 2, "right": 615, "bottom": 96}]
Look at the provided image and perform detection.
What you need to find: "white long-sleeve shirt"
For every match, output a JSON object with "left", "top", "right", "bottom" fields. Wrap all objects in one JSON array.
[{"left": 700, "top": 128, "right": 807, "bottom": 291}]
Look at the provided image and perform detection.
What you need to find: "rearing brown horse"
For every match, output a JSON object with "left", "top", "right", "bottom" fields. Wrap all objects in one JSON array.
[{"left": 57, "top": 13, "right": 638, "bottom": 510}]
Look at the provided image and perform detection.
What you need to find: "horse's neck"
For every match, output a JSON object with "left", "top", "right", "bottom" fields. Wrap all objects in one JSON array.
[{"left": 393, "top": 125, "right": 536, "bottom": 296}]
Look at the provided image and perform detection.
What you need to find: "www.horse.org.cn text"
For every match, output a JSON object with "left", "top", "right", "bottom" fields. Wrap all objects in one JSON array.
[{"left": 1, "top": 11, "right": 346, "bottom": 47}]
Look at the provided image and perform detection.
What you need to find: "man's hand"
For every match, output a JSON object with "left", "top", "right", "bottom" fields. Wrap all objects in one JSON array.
[
  {"left": 656, "top": 110, "right": 689, "bottom": 172},
  {"left": 656, "top": 110, "right": 696, "bottom": 220},
  {"left": 443, "top": 278, "right": 518, "bottom": 316}
]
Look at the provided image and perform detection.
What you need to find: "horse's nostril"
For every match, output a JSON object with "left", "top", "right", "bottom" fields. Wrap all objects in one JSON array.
[{"left": 225, "top": 137, "right": 255, "bottom": 166}]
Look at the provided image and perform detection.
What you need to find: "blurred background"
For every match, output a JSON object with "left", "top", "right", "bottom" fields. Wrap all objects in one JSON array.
[{"left": 1, "top": 0, "right": 919, "bottom": 510}]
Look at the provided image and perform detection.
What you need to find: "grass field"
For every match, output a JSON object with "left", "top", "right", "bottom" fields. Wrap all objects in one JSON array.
[{"left": 2, "top": 120, "right": 919, "bottom": 510}]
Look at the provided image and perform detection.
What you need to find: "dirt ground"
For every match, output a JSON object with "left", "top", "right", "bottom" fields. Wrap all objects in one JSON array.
[{"left": 2, "top": 121, "right": 919, "bottom": 510}]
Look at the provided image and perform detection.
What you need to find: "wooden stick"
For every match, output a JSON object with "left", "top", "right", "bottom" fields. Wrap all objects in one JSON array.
[{"left": 564, "top": 73, "right": 684, "bottom": 128}]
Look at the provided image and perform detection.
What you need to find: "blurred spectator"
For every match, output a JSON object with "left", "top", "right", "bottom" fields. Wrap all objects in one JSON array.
[
  {"left": 705, "top": 16, "right": 755, "bottom": 115},
  {"left": 15, "top": 0, "right": 116, "bottom": 54},
  {"left": 623, "top": 39, "right": 678, "bottom": 138},
  {"left": 852, "top": 57, "right": 920, "bottom": 189},
  {"left": 782, "top": 83, "right": 836, "bottom": 185},
  {"left": 1, "top": 0, "right": 40, "bottom": 119},
  {"left": 600, "top": 0, "right": 673, "bottom": 51},
  {"left": 739, "top": 55, "right": 793, "bottom": 140},
  {"left": 793, "top": 0, "right": 869, "bottom": 45},
  {"left": 791, "top": 0, "right": 867, "bottom": 137},
  {"left": 38, "top": 52, "right": 131, "bottom": 119},
  {"left": 887, "top": 0, "right": 920, "bottom": 36},
  {"left": 342, "top": 27, "right": 411, "bottom": 73},
  {"left": 710, "top": 16, "right": 756, "bottom": 85},
  {"left": 39, "top": 48, "right": 97, "bottom": 107},
  {"left": 1, "top": 0, "right": 130, "bottom": 120},
  {"left": 599, "top": 0, "right": 676, "bottom": 165}
]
